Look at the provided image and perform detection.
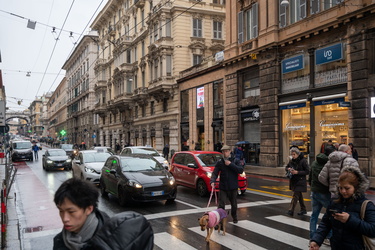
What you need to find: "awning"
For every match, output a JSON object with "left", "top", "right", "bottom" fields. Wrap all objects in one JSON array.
[{"left": 279, "top": 99, "right": 306, "bottom": 110}]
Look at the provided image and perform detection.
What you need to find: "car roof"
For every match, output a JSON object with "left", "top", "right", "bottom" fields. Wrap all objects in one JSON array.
[
  {"left": 111, "top": 154, "right": 156, "bottom": 160},
  {"left": 79, "top": 150, "right": 102, "bottom": 154},
  {"left": 47, "top": 149, "right": 65, "bottom": 151},
  {"left": 176, "top": 151, "right": 222, "bottom": 155}
]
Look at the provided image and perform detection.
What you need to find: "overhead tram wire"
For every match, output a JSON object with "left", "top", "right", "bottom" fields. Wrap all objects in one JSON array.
[
  {"left": 35, "top": 0, "right": 76, "bottom": 97},
  {"left": 46, "top": 0, "right": 105, "bottom": 93}
]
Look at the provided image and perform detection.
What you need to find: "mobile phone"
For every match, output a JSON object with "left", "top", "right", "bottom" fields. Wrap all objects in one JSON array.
[{"left": 329, "top": 209, "right": 341, "bottom": 214}]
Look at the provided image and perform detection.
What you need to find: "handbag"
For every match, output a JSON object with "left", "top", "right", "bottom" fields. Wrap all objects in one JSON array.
[{"left": 360, "top": 200, "right": 375, "bottom": 250}]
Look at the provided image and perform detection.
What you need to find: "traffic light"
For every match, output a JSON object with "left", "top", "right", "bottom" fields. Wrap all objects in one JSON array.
[{"left": 60, "top": 129, "right": 66, "bottom": 136}]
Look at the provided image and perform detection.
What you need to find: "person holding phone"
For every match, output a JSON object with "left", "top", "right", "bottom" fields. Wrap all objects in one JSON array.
[{"left": 309, "top": 165, "right": 375, "bottom": 249}]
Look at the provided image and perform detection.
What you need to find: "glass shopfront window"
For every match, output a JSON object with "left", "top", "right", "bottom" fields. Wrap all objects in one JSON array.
[{"left": 281, "top": 98, "right": 349, "bottom": 165}]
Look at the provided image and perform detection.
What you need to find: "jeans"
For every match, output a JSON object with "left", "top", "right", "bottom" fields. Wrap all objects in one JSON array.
[
  {"left": 33, "top": 151, "right": 38, "bottom": 159},
  {"left": 309, "top": 192, "right": 331, "bottom": 239}
]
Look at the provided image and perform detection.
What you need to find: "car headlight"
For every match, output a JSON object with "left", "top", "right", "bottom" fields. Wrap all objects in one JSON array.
[
  {"left": 169, "top": 176, "right": 175, "bottom": 185},
  {"left": 240, "top": 171, "right": 246, "bottom": 178},
  {"left": 127, "top": 180, "right": 142, "bottom": 188},
  {"left": 47, "top": 160, "right": 53, "bottom": 164},
  {"left": 66, "top": 159, "right": 72, "bottom": 163},
  {"left": 206, "top": 172, "right": 212, "bottom": 178},
  {"left": 84, "top": 167, "right": 99, "bottom": 174}
]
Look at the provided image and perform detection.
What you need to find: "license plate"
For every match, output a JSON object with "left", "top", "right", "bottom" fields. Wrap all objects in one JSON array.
[
  {"left": 151, "top": 191, "right": 164, "bottom": 196},
  {"left": 57, "top": 164, "right": 63, "bottom": 167}
]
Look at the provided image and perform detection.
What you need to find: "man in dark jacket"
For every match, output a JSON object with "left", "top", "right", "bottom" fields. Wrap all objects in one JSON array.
[
  {"left": 53, "top": 178, "right": 154, "bottom": 250},
  {"left": 308, "top": 150, "right": 332, "bottom": 240},
  {"left": 210, "top": 145, "right": 244, "bottom": 223}
]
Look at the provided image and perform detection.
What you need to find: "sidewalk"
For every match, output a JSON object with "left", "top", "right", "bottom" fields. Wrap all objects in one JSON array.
[{"left": 244, "top": 164, "right": 286, "bottom": 178}]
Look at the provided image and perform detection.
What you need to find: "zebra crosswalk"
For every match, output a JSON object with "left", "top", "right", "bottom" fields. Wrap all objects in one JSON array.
[{"left": 154, "top": 215, "right": 330, "bottom": 250}]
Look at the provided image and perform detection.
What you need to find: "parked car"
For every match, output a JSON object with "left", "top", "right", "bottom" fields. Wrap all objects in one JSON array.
[
  {"left": 170, "top": 151, "right": 248, "bottom": 197},
  {"left": 42, "top": 149, "right": 72, "bottom": 171},
  {"left": 120, "top": 146, "right": 169, "bottom": 169},
  {"left": 60, "top": 144, "right": 75, "bottom": 158},
  {"left": 72, "top": 150, "right": 111, "bottom": 185},
  {"left": 10, "top": 140, "right": 33, "bottom": 162},
  {"left": 100, "top": 154, "right": 177, "bottom": 206},
  {"left": 89, "top": 146, "right": 115, "bottom": 155}
]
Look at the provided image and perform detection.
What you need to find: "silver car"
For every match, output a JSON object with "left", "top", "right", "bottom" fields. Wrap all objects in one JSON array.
[
  {"left": 120, "top": 146, "right": 169, "bottom": 169},
  {"left": 72, "top": 150, "right": 111, "bottom": 184}
]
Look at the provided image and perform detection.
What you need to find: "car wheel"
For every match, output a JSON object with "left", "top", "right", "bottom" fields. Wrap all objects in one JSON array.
[
  {"left": 118, "top": 186, "right": 127, "bottom": 206},
  {"left": 197, "top": 179, "right": 208, "bottom": 197},
  {"left": 100, "top": 179, "right": 108, "bottom": 197}
]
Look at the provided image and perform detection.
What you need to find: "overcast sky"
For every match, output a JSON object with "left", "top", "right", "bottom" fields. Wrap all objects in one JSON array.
[{"left": 0, "top": 0, "right": 107, "bottom": 112}]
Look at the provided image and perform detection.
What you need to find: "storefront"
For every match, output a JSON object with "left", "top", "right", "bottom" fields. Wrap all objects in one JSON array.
[
  {"left": 280, "top": 94, "right": 349, "bottom": 165},
  {"left": 241, "top": 107, "right": 260, "bottom": 164}
]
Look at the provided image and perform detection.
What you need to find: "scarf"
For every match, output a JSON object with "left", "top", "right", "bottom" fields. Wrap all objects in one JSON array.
[{"left": 62, "top": 212, "right": 99, "bottom": 250}]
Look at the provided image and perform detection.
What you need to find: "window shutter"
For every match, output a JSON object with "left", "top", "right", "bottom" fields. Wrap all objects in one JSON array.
[
  {"left": 166, "top": 18, "right": 171, "bottom": 37},
  {"left": 279, "top": 0, "right": 286, "bottom": 28},
  {"left": 252, "top": 3, "right": 258, "bottom": 38},
  {"left": 310, "top": 0, "right": 319, "bottom": 14},
  {"left": 238, "top": 11, "right": 243, "bottom": 44},
  {"left": 300, "top": 0, "right": 307, "bottom": 19},
  {"left": 193, "top": 19, "right": 197, "bottom": 37}
]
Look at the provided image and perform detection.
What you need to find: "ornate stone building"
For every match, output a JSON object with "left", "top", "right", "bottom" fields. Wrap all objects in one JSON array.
[
  {"left": 90, "top": 0, "right": 225, "bottom": 152},
  {"left": 177, "top": 0, "right": 375, "bottom": 183},
  {"left": 62, "top": 31, "right": 100, "bottom": 147}
]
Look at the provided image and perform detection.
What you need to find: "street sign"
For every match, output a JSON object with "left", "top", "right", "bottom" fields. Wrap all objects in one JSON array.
[
  {"left": 315, "top": 43, "right": 343, "bottom": 65},
  {"left": 0, "top": 101, "right": 5, "bottom": 126}
]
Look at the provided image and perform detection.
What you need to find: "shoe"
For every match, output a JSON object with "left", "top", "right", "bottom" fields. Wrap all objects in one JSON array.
[
  {"left": 233, "top": 219, "right": 238, "bottom": 224},
  {"left": 297, "top": 210, "right": 307, "bottom": 215},
  {"left": 286, "top": 210, "right": 293, "bottom": 216}
]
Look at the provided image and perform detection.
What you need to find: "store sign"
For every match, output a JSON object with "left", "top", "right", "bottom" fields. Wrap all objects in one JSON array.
[
  {"left": 196, "top": 87, "right": 204, "bottom": 109},
  {"left": 320, "top": 120, "right": 345, "bottom": 127},
  {"left": 279, "top": 102, "right": 306, "bottom": 110},
  {"left": 313, "top": 97, "right": 344, "bottom": 106},
  {"left": 315, "top": 43, "right": 343, "bottom": 65},
  {"left": 281, "top": 55, "right": 304, "bottom": 74},
  {"left": 339, "top": 101, "right": 351, "bottom": 107},
  {"left": 241, "top": 109, "right": 260, "bottom": 122},
  {"left": 285, "top": 123, "right": 306, "bottom": 130},
  {"left": 371, "top": 97, "right": 375, "bottom": 118}
]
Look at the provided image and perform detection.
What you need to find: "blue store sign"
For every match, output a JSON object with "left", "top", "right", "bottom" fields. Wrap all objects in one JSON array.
[
  {"left": 280, "top": 102, "right": 306, "bottom": 110},
  {"left": 314, "top": 97, "right": 344, "bottom": 106},
  {"left": 281, "top": 54, "right": 304, "bottom": 74},
  {"left": 315, "top": 43, "right": 343, "bottom": 65}
]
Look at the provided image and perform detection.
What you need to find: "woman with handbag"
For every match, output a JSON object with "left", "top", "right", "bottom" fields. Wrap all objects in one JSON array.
[
  {"left": 309, "top": 165, "right": 375, "bottom": 249},
  {"left": 285, "top": 147, "right": 309, "bottom": 216}
]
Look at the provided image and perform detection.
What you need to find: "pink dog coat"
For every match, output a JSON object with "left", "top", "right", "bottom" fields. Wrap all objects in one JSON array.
[{"left": 205, "top": 208, "right": 227, "bottom": 228}]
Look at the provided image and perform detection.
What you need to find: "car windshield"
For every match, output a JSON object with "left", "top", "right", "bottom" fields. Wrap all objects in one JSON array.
[
  {"left": 83, "top": 153, "right": 111, "bottom": 163},
  {"left": 61, "top": 144, "right": 73, "bottom": 150},
  {"left": 13, "top": 142, "right": 32, "bottom": 149},
  {"left": 120, "top": 158, "right": 164, "bottom": 172},
  {"left": 49, "top": 150, "right": 67, "bottom": 156},
  {"left": 132, "top": 148, "right": 160, "bottom": 156},
  {"left": 197, "top": 153, "right": 223, "bottom": 167}
]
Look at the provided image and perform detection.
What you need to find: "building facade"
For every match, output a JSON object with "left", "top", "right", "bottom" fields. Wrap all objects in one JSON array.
[
  {"left": 63, "top": 31, "right": 100, "bottom": 148},
  {"left": 90, "top": 0, "right": 225, "bottom": 152},
  {"left": 47, "top": 77, "right": 68, "bottom": 142},
  {"left": 28, "top": 99, "right": 43, "bottom": 137},
  {"left": 177, "top": 0, "right": 375, "bottom": 179}
]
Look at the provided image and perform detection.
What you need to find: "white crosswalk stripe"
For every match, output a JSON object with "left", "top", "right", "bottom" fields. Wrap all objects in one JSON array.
[{"left": 154, "top": 232, "right": 196, "bottom": 250}]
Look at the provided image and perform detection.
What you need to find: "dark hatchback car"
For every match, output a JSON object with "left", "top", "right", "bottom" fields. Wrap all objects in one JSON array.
[
  {"left": 42, "top": 149, "right": 72, "bottom": 171},
  {"left": 170, "top": 151, "right": 248, "bottom": 197},
  {"left": 100, "top": 155, "right": 177, "bottom": 206}
]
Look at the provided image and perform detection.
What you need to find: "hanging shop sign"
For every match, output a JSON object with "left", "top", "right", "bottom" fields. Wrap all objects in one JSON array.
[
  {"left": 197, "top": 87, "right": 204, "bottom": 109},
  {"left": 315, "top": 43, "right": 343, "bottom": 65},
  {"left": 281, "top": 54, "right": 304, "bottom": 74}
]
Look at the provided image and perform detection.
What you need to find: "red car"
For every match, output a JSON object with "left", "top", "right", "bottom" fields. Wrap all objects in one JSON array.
[{"left": 170, "top": 151, "right": 247, "bottom": 197}]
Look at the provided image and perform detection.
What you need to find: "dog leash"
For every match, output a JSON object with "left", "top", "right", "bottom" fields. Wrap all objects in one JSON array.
[{"left": 206, "top": 186, "right": 217, "bottom": 210}]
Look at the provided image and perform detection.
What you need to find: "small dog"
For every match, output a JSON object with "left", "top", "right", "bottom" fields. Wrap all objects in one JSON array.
[{"left": 198, "top": 208, "right": 228, "bottom": 242}]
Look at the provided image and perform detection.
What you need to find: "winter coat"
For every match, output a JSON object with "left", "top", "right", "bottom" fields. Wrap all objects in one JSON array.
[
  {"left": 309, "top": 153, "right": 330, "bottom": 194},
  {"left": 53, "top": 210, "right": 154, "bottom": 250},
  {"left": 311, "top": 166, "right": 375, "bottom": 249},
  {"left": 285, "top": 153, "right": 309, "bottom": 192},
  {"left": 318, "top": 151, "right": 359, "bottom": 195},
  {"left": 210, "top": 156, "right": 244, "bottom": 191}
]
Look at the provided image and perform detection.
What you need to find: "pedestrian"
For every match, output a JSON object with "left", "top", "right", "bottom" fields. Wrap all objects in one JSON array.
[
  {"left": 349, "top": 143, "right": 358, "bottom": 161},
  {"left": 115, "top": 142, "right": 121, "bottom": 154},
  {"left": 210, "top": 145, "right": 244, "bottom": 223},
  {"left": 32, "top": 143, "right": 39, "bottom": 160},
  {"left": 318, "top": 144, "right": 359, "bottom": 198},
  {"left": 309, "top": 165, "right": 375, "bottom": 249},
  {"left": 285, "top": 147, "right": 309, "bottom": 216},
  {"left": 308, "top": 146, "right": 336, "bottom": 240},
  {"left": 162, "top": 144, "right": 170, "bottom": 161},
  {"left": 53, "top": 178, "right": 154, "bottom": 250}
]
